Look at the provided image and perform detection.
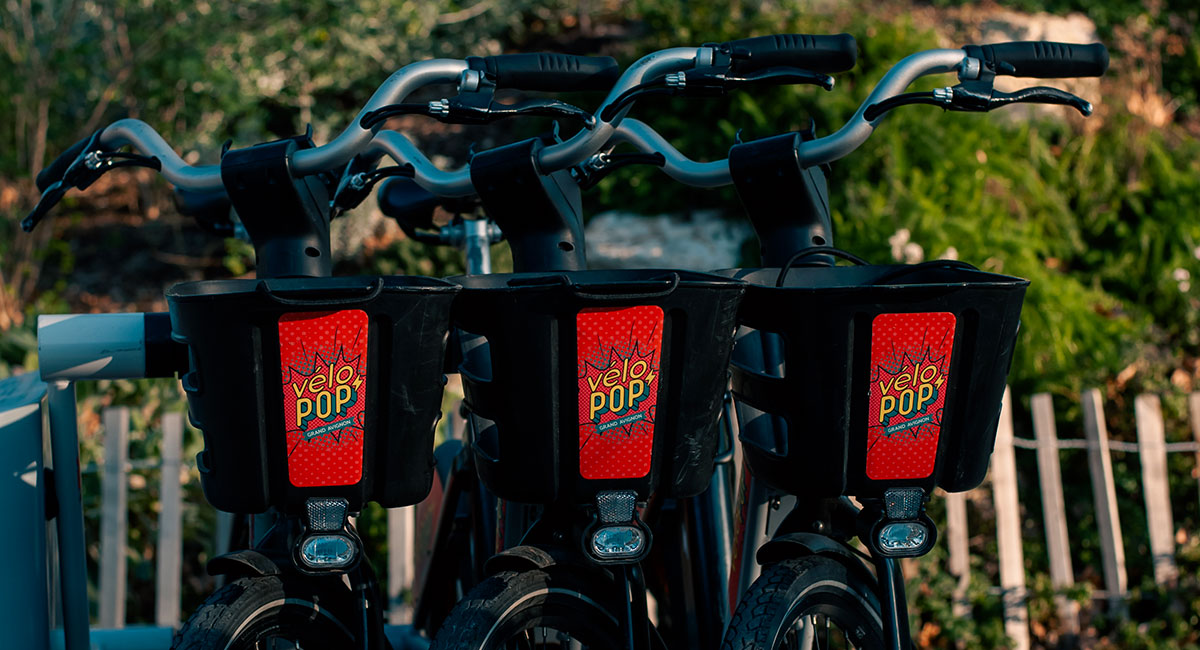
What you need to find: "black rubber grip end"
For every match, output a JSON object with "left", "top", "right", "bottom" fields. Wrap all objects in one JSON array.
[
  {"left": 467, "top": 53, "right": 620, "bottom": 92},
  {"left": 723, "top": 33, "right": 857, "bottom": 74},
  {"left": 963, "top": 41, "right": 1109, "bottom": 78},
  {"left": 36, "top": 132, "right": 97, "bottom": 192}
]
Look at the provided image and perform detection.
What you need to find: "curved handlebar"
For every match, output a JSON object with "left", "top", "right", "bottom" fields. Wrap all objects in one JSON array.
[
  {"left": 94, "top": 59, "right": 470, "bottom": 191},
  {"left": 584, "top": 44, "right": 1100, "bottom": 188}
]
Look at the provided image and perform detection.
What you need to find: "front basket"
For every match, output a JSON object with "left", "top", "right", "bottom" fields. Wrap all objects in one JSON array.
[
  {"left": 722, "top": 262, "right": 1028, "bottom": 498},
  {"left": 449, "top": 270, "right": 745, "bottom": 505},
  {"left": 167, "top": 275, "right": 459, "bottom": 514}
]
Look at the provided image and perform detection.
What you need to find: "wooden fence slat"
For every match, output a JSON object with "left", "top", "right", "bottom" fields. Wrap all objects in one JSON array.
[
  {"left": 156, "top": 413, "right": 184, "bottom": 628},
  {"left": 1135, "top": 394, "right": 1178, "bottom": 585},
  {"left": 944, "top": 490, "right": 971, "bottom": 622},
  {"left": 1188, "top": 393, "right": 1200, "bottom": 518},
  {"left": 1031, "top": 393, "right": 1080, "bottom": 635},
  {"left": 99, "top": 407, "right": 129, "bottom": 629},
  {"left": 990, "top": 388, "right": 1030, "bottom": 650},
  {"left": 1081, "top": 388, "right": 1128, "bottom": 612},
  {"left": 388, "top": 506, "right": 415, "bottom": 625}
]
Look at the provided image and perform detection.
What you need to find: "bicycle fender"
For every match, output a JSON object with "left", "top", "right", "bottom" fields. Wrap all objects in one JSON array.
[
  {"left": 755, "top": 533, "right": 875, "bottom": 584},
  {"left": 484, "top": 544, "right": 591, "bottom": 576},
  {"left": 207, "top": 549, "right": 284, "bottom": 578}
]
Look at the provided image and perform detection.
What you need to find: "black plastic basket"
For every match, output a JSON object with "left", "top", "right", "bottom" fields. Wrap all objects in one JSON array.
[
  {"left": 448, "top": 270, "right": 746, "bottom": 505},
  {"left": 721, "top": 261, "right": 1027, "bottom": 498},
  {"left": 167, "top": 276, "right": 459, "bottom": 514}
]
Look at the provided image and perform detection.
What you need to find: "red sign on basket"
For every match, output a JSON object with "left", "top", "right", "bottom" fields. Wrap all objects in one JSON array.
[
  {"left": 866, "top": 312, "right": 956, "bottom": 481},
  {"left": 577, "top": 306, "right": 663, "bottom": 480},
  {"left": 279, "top": 310, "right": 369, "bottom": 488}
]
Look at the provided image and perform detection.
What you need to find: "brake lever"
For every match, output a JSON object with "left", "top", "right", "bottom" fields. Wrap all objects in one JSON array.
[
  {"left": 985, "top": 86, "right": 1093, "bottom": 116},
  {"left": 22, "top": 181, "right": 69, "bottom": 232},
  {"left": 670, "top": 66, "right": 835, "bottom": 95},
  {"left": 430, "top": 96, "right": 596, "bottom": 127},
  {"left": 948, "top": 81, "right": 1092, "bottom": 116},
  {"left": 22, "top": 144, "right": 162, "bottom": 231}
]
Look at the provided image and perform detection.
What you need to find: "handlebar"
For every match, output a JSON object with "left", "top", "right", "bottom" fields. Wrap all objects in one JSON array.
[
  {"left": 591, "top": 42, "right": 1106, "bottom": 189},
  {"left": 89, "top": 59, "right": 471, "bottom": 193}
]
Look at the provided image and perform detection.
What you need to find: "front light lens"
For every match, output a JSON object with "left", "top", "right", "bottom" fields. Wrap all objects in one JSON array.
[
  {"left": 299, "top": 534, "right": 357, "bottom": 568},
  {"left": 877, "top": 522, "right": 929, "bottom": 554},
  {"left": 591, "top": 525, "right": 645, "bottom": 560}
]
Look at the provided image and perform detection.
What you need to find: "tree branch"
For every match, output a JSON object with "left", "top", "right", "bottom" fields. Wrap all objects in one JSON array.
[{"left": 437, "top": 0, "right": 495, "bottom": 25}]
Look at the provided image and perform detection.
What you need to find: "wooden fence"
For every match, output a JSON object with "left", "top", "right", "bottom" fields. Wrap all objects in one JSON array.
[
  {"left": 945, "top": 388, "right": 1200, "bottom": 650},
  {"left": 87, "top": 388, "right": 1200, "bottom": 645},
  {"left": 81, "top": 407, "right": 417, "bottom": 629}
]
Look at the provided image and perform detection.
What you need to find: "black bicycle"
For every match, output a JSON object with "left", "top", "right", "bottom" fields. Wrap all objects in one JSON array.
[{"left": 710, "top": 41, "right": 1109, "bottom": 650}]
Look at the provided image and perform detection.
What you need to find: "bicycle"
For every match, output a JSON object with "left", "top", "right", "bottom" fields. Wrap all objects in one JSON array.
[{"left": 24, "top": 51, "right": 621, "bottom": 650}]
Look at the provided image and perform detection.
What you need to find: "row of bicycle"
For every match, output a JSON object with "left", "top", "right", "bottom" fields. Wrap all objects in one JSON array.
[{"left": 26, "top": 31, "right": 1108, "bottom": 650}]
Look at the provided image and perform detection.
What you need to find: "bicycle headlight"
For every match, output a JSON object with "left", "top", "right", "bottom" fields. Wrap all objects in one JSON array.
[
  {"left": 590, "top": 525, "right": 646, "bottom": 560},
  {"left": 876, "top": 521, "right": 930, "bottom": 554},
  {"left": 299, "top": 534, "right": 358, "bottom": 569}
]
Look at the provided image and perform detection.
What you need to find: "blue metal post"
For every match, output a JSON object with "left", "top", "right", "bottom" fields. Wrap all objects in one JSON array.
[
  {"left": 47, "top": 380, "right": 90, "bottom": 650},
  {"left": 0, "top": 373, "right": 50, "bottom": 650}
]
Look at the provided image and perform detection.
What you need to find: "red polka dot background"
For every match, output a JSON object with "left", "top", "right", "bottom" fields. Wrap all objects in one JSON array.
[
  {"left": 865, "top": 312, "right": 956, "bottom": 481},
  {"left": 576, "top": 305, "right": 663, "bottom": 480},
  {"left": 279, "top": 309, "right": 369, "bottom": 488}
]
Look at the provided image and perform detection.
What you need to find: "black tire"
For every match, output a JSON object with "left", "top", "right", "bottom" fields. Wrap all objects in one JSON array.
[
  {"left": 722, "top": 555, "right": 885, "bottom": 650},
  {"left": 171, "top": 575, "right": 361, "bottom": 650},
  {"left": 431, "top": 565, "right": 666, "bottom": 650}
]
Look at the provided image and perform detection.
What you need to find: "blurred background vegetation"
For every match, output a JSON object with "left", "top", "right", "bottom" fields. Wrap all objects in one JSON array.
[{"left": 3, "top": 0, "right": 1200, "bottom": 647}]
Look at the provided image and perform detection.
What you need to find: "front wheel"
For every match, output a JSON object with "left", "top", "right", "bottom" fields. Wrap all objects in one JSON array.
[
  {"left": 722, "top": 555, "right": 885, "bottom": 650},
  {"left": 431, "top": 565, "right": 666, "bottom": 649},
  {"left": 171, "top": 575, "right": 362, "bottom": 650}
]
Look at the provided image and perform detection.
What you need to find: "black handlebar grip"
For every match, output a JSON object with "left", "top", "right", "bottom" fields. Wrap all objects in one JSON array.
[
  {"left": 467, "top": 53, "right": 620, "bottom": 92},
  {"left": 35, "top": 132, "right": 95, "bottom": 192},
  {"left": 722, "top": 33, "right": 857, "bottom": 74},
  {"left": 963, "top": 41, "right": 1109, "bottom": 78}
]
